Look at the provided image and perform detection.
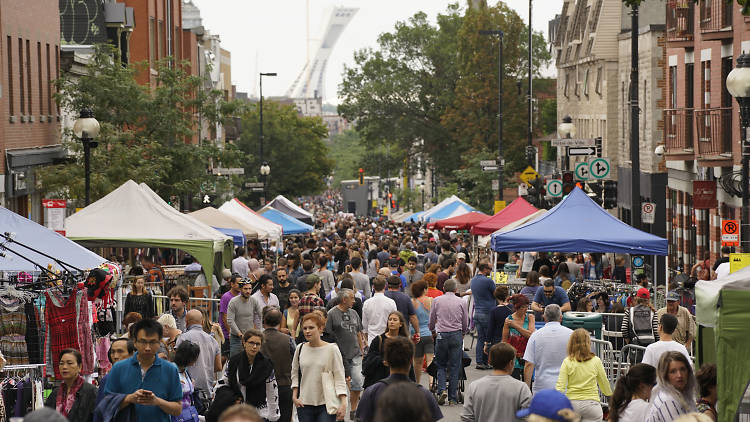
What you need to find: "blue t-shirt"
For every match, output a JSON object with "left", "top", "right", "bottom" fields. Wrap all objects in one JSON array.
[
  {"left": 471, "top": 275, "right": 496, "bottom": 313},
  {"left": 103, "top": 353, "right": 183, "bottom": 422},
  {"left": 533, "top": 286, "right": 570, "bottom": 308},
  {"left": 385, "top": 290, "right": 415, "bottom": 317}
]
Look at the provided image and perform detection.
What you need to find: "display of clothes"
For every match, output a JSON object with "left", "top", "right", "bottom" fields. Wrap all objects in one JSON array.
[
  {"left": 0, "top": 370, "right": 45, "bottom": 421},
  {"left": 45, "top": 288, "right": 95, "bottom": 378},
  {"left": 0, "top": 297, "right": 28, "bottom": 366}
]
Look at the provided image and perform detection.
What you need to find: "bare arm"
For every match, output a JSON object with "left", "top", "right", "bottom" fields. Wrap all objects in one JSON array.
[
  {"left": 214, "top": 352, "right": 222, "bottom": 373},
  {"left": 501, "top": 319, "right": 510, "bottom": 343},
  {"left": 531, "top": 301, "right": 545, "bottom": 313},
  {"left": 524, "top": 361, "right": 534, "bottom": 389},
  {"left": 560, "top": 302, "right": 571, "bottom": 312}
]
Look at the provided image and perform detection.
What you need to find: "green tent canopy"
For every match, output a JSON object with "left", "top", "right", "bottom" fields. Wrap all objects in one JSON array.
[{"left": 65, "top": 180, "right": 232, "bottom": 289}]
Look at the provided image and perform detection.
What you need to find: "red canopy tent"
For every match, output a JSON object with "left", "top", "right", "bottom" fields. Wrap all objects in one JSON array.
[
  {"left": 471, "top": 197, "right": 539, "bottom": 235},
  {"left": 428, "top": 211, "right": 490, "bottom": 231}
]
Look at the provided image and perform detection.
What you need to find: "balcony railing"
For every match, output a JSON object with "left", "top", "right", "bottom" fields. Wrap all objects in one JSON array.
[
  {"left": 695, "top": 107, "right": 732, "bottom": 156},
  {"left": 665, "top": 108, "right": 694, "bottom": 152},
  {"left": 700, "top": 0, "right": 733, "bottom": 32},
  {"left": 667, "top": 0, "right": 694, "bottom": 41}
]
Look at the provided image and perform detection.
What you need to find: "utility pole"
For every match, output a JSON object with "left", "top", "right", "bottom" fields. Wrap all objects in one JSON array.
[
  {"left": 479, "top": 29, "right": 505, "bottom": 202},
  {"left": 527, "top": 0, "right": 534, "bottom": 166},
  {"left": 630, "top": 5, "right": 641, "bottom": 230}
]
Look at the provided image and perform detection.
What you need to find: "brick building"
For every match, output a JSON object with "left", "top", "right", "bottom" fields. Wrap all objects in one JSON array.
[
  {"left": 1, "top": 0, "right": 63, "bottom": 221},
  {"left": 663, "top": 0, "right": 745, "bottom": 269}
]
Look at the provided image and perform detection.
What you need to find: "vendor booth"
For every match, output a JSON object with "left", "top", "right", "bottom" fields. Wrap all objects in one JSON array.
[
  {"left": 428, "top": 211, "right": 489, "bottom": 231},
  {"left": 420, "top": 195, "right": 475, "bottom": 222},
  {"left": 261, "top": 195, "right": 314, "bottom": 224},
  {"left": 260, "top": 208, "right": 314, "bottom": 235},
  {"left": 189, "top": 206, "right": 260, "bottom": 243},
  {"left": 404, "top": 210, "right": 426, "bottom": 223},
  {"left": 65, "top": 180, "right": 232, "bottom": 283},
  {"left": 219, "top": 198, "right": 283, "bottom": 241},
  {"left": 696, "top": 267, "right": 750, "bottom": 422},
  {"left": 472, "top": 197, "right": 539, "bottom": 236}
]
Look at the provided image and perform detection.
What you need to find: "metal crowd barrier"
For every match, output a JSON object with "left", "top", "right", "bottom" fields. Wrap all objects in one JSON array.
[{"left": 153, "top": 294, "right": 221, "bottom": 323}]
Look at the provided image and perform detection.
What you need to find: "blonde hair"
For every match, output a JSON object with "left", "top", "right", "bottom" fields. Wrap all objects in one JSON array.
[
  {"left": 157, "top": 313, "right": 177, "bottom": 330},
  {"left": 567, "top": 328, "right": 594, "bottom": 362}
]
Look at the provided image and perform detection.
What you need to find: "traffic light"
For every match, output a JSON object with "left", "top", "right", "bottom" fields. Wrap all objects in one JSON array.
[
  {"left": 562, "top": 172, "right": 575, "bottom": 195},
  {"left": 524, "top": 177, "right": 546, "bottom": 208},
  {"left": 358, "top": 168, "right": 364, "bottom": 185},
  {"left": 588, "top": 182, "right": 604, "bottom": 206},
  {"left": 603, "top": 181, "right": 617, "bottom": 209}
]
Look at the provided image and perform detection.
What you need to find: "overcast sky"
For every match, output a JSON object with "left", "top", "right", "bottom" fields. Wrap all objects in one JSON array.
[{"left": 191, "top": 0, "right": 564, "bottom": 103}]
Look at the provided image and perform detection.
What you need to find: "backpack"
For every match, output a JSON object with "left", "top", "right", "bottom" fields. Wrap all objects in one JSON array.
[{"left": 629, "top": 306, "right": 656, "bottom": 346}]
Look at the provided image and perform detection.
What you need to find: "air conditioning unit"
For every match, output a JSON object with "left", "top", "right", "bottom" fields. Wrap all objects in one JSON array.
[
  {"left": 28, "top": 115, "right": 34, "bottom": 123},
  {"left": 9, "top": 115, "right": 16, "bottom": 123}
]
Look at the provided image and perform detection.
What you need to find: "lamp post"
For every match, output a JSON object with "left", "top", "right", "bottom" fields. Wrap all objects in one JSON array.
[
  {"left": 726, "top": 53, "right": 750, "bottom": 249},
  {"left": 479, "top": 29, "right": 504, "bottom": 202},
  {"left": 421, "top": 181, "right": 426, "bottom": 211},
  {"left": 558, "top": 115, "right": 576, "bottom": 171},
  {"left": 259, "top": 72, "right": 276, "bottom": 183},
  {"left": 72, "top": 108, "right": 100, "bottom": 206},
  {"left": 260, "top": 161, "right": 271, "bottom": 206}
]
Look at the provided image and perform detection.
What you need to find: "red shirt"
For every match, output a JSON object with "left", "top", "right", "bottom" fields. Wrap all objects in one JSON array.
[{"left": 426, "top": 288, "right": 443, "bottom": 299}]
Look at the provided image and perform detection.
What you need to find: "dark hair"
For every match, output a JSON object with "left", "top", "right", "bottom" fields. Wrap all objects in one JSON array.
[
  {"left": 554, "top": 263, "right": 570, "bottom": 279},
  {"left": 302, "top": 259, "right": 313, "bottom": 272},
  {"left": 174, "top": 340, "right": 201, "bottom": 369},
  {"left": 659, "top": 313, "right": 678, "bottom": 335},
  {"left": 455, "top": 263, "right": 471, "bottom": 284},
  {"left": 242, "top": 328, "right": 264, "bottom": 343},
  {"left": 373, "top": 382, "right": 432, "bottom": 422},
  {"left": 133, "top": 318, "right": 163, "bottom": 339},
  {"left": 609, "top": 364, "right": 657, "bottom": 422},
  {"left": 264, "top": 308, "right": 283, "bottom": 327},
  {"left": 441, "top": 258, "right": 455, "bottom": 269},
  {"left": 351, "top": 256, "right": 362, "bottom": 269},
  {"left": 543, "top": 278, "right": 555, "bottom": 288},
  {"left": 478, "top": 262, "right": 491, "bottom": 272},
  {"left": 108, "top": 338, "right": 136, "bottom": 363},
  {"left": 408, "top": 255, "right": 417, "bottom": 263},
  {"left": 539, "top": 265, "right": 551, "bottom": 277},
  {"left": 489, "top": 342, "right": 516, "bottom": 370},
  {"left": 340, "top": 278, "right": 355, "bottom": 290},
  {"left": 373, "top": 276, "right": 387, "bottom": 292},
  {"left": 259, "top": 274, "right": 273, "bottom": 287},
  {"left": 494, "top": 285, "right": 509, "bottom": 301},
  {"left": 59, "top": 348, "right": 82, "bottom": 366},
  {"left": 695, "top": 363, "right": 717, "bottom": 398},
  {"left": 525, "top": 271, "right": 540, "bottom": 287},
  {"left": 319, "top": 255, "right": 329, "bottom": 267},
  {"left": 387, "top": 275, "right": 402, "bottom": 287},
  {"left": 168, "top": 286, "right": 189, "bottom": 303},
  {"left": 411, "top": 280, "right": 427, "bottom": 297},
  {"left": 383, "top": 336, "right": 415, "bottom": 370},
  {"left": 236, "top": 247, "right": 245, "bottom": 257}
]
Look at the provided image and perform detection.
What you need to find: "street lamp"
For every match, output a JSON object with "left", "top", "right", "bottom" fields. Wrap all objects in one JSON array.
[
  {"left": 558, "top": 115, "right": 576, "bottom": 171},
  {"left": 479, "top": 29, "right": 504, "bottom": 203},
  {"left": 259, "top": 72, "right": 277, "bottom": 203},
  {"left": 72, "top": 108, "right": 100, "bottom": 206},
  {"left": 260, "top": 161, "right": 271, "bottom": 205},
  {"left": 420, "top": 182, "right": 426, "bottom": 211},
  {"left": 726, "top": 53, "right": 750, "bottom": 249}
]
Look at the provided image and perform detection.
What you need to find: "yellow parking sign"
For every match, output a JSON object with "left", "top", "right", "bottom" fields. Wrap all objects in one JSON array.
[{"left": 730, "top": 253, "right": 750, "bottom": 273}]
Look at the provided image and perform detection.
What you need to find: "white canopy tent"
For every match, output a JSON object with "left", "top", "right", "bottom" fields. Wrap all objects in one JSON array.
[
  {"left": 219, "top": 198, "right": 283, "bottom": 240},
  {"left": 260, "top": 195, "right": 314, "bottom": 223},
  {"left": 188, "top": 207, "right": 260, "bottom": 239}
]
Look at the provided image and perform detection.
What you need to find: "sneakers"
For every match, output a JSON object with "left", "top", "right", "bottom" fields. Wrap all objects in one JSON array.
[
  {"left": 437, "top": 391, "right": 447, "bottom": 405},
  {"left": 350, "top": 410, "right": 356, "bottom": 421},
  {"left": 448, "top": 400, "right": 459, "bottom": 406},
  {"left": 475, "top": 363, "right": 492, "bottom": 370}
]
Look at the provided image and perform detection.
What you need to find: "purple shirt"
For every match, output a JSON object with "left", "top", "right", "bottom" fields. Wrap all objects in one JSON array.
[
  {"left": 428, "top": 292, "right": 468, "bottom": 334},
  {"left": 220, "top": 290, "right": 239, "bottom": 338}
]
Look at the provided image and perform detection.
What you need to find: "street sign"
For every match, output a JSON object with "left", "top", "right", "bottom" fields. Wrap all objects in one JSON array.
[
  {"left": 480, "top": 160, "right": 497, "bottom": 167},
  {"left": 568, "top": 147, "right": 596, "bottom": 156},
  {"left": 722, "top": 219, "right": 740, "bottom": 246},
  {"left": 588, "top": 158, "right": 611, "bottom": 179},
  {"left": 245, "top": 182, "right": 264, "bottom": 188},
  {"left": 518, "top": 183, "right": 528, "bottom": 196},
  {"left": 546, "top": 179, "right": 563, "bottom": 197},
  {"left": 212, "top": 167, "right": 245, "bottom": 175},
  {"left": 642, "top": 202, "right": 656, "bottom": 224},
  {"left": 551, "top": 138, "right": 596, "bottom": 147},
  {"left": 494, "top": 201, "right": 506, "bottom": 214},
  {"left": 482, "top": 165, "right": 499, "bottom": 172},
  {"left": 250, "top": 187, "right": 264, "bottom": 192},
  {"left": 519, "top": 166, "right": 539, "bottom": 184},
  {"left": 632, "top": 255, "right": 645, "bottom": 269},
  {"left": 575, "top": 162, "right": 590, "bottom": 181},
  {"left": 491, "top": 179, "right": 499, "bottom": 191},
  {"left": 729, "top": 253, "right": 750, "bottom": 273}
]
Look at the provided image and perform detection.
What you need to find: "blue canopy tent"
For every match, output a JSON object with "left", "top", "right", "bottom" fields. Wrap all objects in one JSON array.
[
  {"left": 0, "top": 207, "right": 106, "bottom": 274},
  {"left": 491, "top": 187, "right": 667, "bottom": 255},
  {"left": 404, "top": 211, "right": 426, "bottom": 223},
  {"left": 423, "top": 201, "right": 475, "bottom": 222},
  {"left": 212, "top": 227, "right": 245, "bottom": 247},
  {"left": 259, "top": 208, "right": 314, "bottom": 235}
]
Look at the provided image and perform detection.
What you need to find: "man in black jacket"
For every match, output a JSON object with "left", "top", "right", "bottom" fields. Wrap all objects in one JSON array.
[{"left": 260, "top": 309, "right": 295, "bottom": 422}]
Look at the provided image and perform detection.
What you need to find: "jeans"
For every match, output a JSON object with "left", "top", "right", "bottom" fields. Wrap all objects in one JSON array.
[
  {"left": 297, "top": 404, "right": 335, "bottom": 422},
  {"left": 278, "top": 385, "right": 293, "bottom": 422},
  {"left": 230, "top": 335, "right": 243, "bottom": 357},
  {"left": 435, "top": 330, "right": 463, "bottom": 402},
  {"left": 473, "top": 311, "right": 489, "bottom": 365}
]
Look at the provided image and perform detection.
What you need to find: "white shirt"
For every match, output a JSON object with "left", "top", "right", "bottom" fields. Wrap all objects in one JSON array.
[
  {"left": 232, "top": 256, "right": 249, "bottom": 278},
  {"left": 361, "top": 292, "right": 397, "bottom": 346},
  {"left": 522, "top": 321, "right": 574, "bottom": 394},
  {"left": 618, "top": 398, "right": 650, "bottom": 422},
  {"left": 641, "top": 340, "right": 693, "bottom": 368},
  {"left": 715, "top": 262, "right": 730, "bottom": 279},
  {"left": 195, "top": 273, "right": 220, "bottom": 294}
]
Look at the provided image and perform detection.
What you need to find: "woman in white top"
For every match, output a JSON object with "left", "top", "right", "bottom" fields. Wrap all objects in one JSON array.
[
  {"left": 291, "top": 312, "right": 348, "bottom": 422},
  {"left": 645, "top": 351, "right": 697, "bottom": 422},
  {"left": 609, "top": 363, "right": 657, "bottom": 422}
]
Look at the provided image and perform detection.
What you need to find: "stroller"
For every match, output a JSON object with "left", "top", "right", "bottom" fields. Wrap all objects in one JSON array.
[{"left": 426, "top": 351, "right": 471, "bottom": 403}]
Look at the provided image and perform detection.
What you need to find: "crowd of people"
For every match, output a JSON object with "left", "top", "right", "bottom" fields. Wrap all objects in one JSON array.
[{"left": 24, "top": 210, "right": 720, "bottom": 422}]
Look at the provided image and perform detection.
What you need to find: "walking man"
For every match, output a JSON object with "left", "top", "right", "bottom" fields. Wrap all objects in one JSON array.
[
  {"left": 220, "top": 274, "right": 242, "bottom": 359},
  {"left": 227, "top": 281, "right": 264, "bottom": 356},
  {"left": 522, "top": 304, "right": 573, "bottom": 393},
  {"left": 362, "top": 276, "right": 397, "bottom": 347},
  {"left": 260, "top": 309, "right": 295, "bottom": 422},
  {"left": 176, "top": 310, "right": 222, "bottom": 394},
  {"left": 656, "top": 291, "right": 695, "bottom": 350},
  {"left": 470, "top": 263, "right": 496, "bottom": 370},
  {"left": 429, "top": 279, "right": 468, "bottom": 405},
  {"left": 641, "top": 313, "right": 692, "bottom": 368}
]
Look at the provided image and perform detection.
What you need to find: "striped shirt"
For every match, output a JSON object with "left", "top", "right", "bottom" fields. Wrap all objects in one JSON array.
[{"left": 645, "top": 387, "right": 696, "bottom": 422}]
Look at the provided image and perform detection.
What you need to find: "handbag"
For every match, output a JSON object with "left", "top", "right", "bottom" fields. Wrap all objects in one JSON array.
[
  {"left": 173, "top": 405, "right": 199, "bottom": 422},
  {"left": 321, "top": 344, "right": 341, "bottom": 415},
  {"left": 506, "top": 316, "right": 529, "bottom": 358}
]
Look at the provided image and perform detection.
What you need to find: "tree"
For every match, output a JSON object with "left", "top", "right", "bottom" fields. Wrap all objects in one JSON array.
[
  {"left": 235, "top": 101, "right": 332, "bottom": 201},
  {"left": 328, "top": 129, "right": 366, "bottom": 185},
  {"left": 39, "top": 45, "right": 245, "bottom": 209}
]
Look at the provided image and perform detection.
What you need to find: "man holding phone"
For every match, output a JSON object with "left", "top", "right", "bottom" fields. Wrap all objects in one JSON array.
[{"left": 103, "top": 319, "right": 183, "bottom": 421}]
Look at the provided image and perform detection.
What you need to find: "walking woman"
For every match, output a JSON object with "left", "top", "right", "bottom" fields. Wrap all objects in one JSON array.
[
  {"left": 410, "top": 281, "right": 433, "bottom": 384},
  {"left": 284, "top": 289, "right": 302, "bottom": 338},
  {"left": 45, "top": 349, "right": 98, "bottom": 422},
  {"left": 124, "top": 276, "right": 155, "bottom": 319},
  {"left": 556, "top": 328, "right": 613, "bottom": 422},
  {"left": 223, "top": 329, "right": 280, "bottom": 421},
  {"left": 291, "top": 312, "right": 348, "bottom": 422},
  {"left": 608, "top": 363, "right": 657, "bottom": 422},
  {"left": 173, "top": 341, "right": 201, "bottom": 422},
  {"left": 423, "top": 273, "right": 443, "bottom": 299},
  {"left": 645, "top": 351, "right": 697, "bottom": 422},
  {"left": 486, "top": 285, "right": 513, "bottom": 353},
  {"left": 362, "top": 311, "right": 415, "bottom": 388},
  {"left": 454, "top": 263, "right": 472, "bottom": 297},
  {"left": 502, "top": 294, "right": 535, "bottom": 380}
]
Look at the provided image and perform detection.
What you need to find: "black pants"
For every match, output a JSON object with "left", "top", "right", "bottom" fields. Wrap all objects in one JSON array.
[{"left": 278, "top": 385, "right": 293, "bottom": 422}]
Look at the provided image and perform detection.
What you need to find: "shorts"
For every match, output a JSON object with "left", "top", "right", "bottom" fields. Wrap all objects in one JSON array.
[
  {"left": 414, "top": 335, "right": 434, "bottom": 358},
  {"left": 343, "top": 355, "right": 364, "bottom": 391}
]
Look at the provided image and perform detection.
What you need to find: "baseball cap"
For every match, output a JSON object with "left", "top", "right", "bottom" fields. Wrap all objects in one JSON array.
[
  {"left": 666, "top": 291, "right": 681, "bottom": 302},
  {"left": 516, "top": 389, "right": 574, "bottom": 421},
  {"left": 636, "top": 287, "right": 650, "bottom": 299},
  {"left": 456, "top": 252, "right": 466, "bottom": 260}
]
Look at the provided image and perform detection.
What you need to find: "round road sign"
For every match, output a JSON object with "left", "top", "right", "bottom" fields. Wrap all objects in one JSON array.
[
  {"left": 547, "top": 180, "right": 563, "bottom": 197},
  {"left": 575, "top": 162, "right": 590, "bottom": 181},
  {"left": 589, "top": 158, "right": 611, "bottom": 179},
  {"left": 632, "top": 256, "right": 644, "bottom": 268}
]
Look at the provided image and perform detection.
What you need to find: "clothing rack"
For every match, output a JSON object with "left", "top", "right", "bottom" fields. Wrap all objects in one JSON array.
[{"left": 1, "top": 364, "right": 46, "bottom": 373}]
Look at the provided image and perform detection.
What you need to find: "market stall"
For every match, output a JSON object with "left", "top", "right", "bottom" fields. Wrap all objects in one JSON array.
[
  {"left": 477, "top": 209, "right": 547, "bottom": 248},
  {"left": 428, "top": 211, "right": 489, "bottom": 231},
  {"left": 420, "top": 195, "right": 475, "bottom": 222},
  {"left": 260, "top": 195, "right": 314, "bottom": 224},
  {"left": 189, "top": 206, "right": 260, "bottom": 241},
  {"left": 696, "top": 266, "right": 750, "bottom": 422},
  {"left": 259, "top": 208, "right": 314, "bottom": 235},
  {"left": 471, "top": 197, "right": 539, "bottom": 236},
  {"left": 219, "top": 198, "right": 283, "bottom": 241}
]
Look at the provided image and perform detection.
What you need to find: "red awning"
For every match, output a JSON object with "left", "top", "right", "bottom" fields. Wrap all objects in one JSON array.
[
  {"left": 471, "top": 197, "right": 539, "bottom": 236},
  {"left": 428, "top": 211, "right": 490, "bottom": 231}
]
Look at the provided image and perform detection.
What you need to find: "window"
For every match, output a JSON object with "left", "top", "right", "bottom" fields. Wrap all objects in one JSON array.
[
  {"left": 158, "top": 20, "right": 164, "bottom": 60},
  {"left": 46, "top": 43, "right": 51, "bottom": 115},
  {"left": 149, "top": 18, "right": 155, "bottom": 65},
  {"left": 669, "top": 66, "right": 677, "bottom": 108},
  {"left": 590, "top": 0, "right": 603, "bottom": 32},
  {"left": 7, "top": 36, "right": 13, "bottom": 116},
  {"left": 564, "top": 72, "right": 570, "bottom": 97},
  {"left": 595, "top": 66, "right": 603, "bottom": 95},
  {"left": 702, "top": 61, "right": 711, "bottom": 108},
  {"left": 18, "top": 38, "right": 24, "bottom": 115},
  {"left": 26, "top": 39, "right": 31, "bottom": 116},
  {"left": 584, "top": 68, "right": 590, "bottom": 97},
  {"left": 585, "top": 38, "right": 594, "bottom": 57},
  {"left": 574, "top": 68, "right": 580, "bottom": 97},
  {"left": 37, "top": 42, "right": 42, "bottom": 115},
  {"left": 686, "top": 63, "right": 694, "bottom": 108}
]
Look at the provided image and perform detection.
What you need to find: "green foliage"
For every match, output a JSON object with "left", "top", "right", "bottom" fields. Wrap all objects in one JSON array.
[
  {"left": 39, "top": 45, "right": 246, "bottom": 208},
  {"left": 235, "top": 101, "right": 332, "bottom": 201},
  {"left": 393, "top": 187, "right": 423, "bottom": 212},
  {"left": 329, "top": 129, "right": 366, "bottom": 185}
]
